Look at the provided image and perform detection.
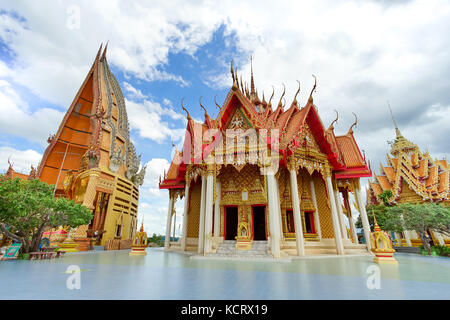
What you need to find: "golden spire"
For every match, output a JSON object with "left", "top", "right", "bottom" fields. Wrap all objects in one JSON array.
[
  {"left": 250, "top": 55, "right": 255, "bottom": 96},
  {"left": 231, "top": 60, "right": 237, "bottom": 90},
  {"left": 372, "top": 209, "right": 381, "bottom": 232},
  {"left": 140, "top": 216, "right": 144, "bottom": 232},
  {"left": 308, "top": 74, "right": 317, "bottom": 103},
  {"left": 388, "top": 101, "right": 403, "bottom": 138}
]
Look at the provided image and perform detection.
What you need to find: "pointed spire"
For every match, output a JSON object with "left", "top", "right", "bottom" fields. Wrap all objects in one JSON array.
[
  {"left": 140, "top": 216, "right": 144, "bottom": 232},
  {"left": 250, "top": 55, "right": 255, "bottom": 96},
  {"left": 387, "top": 101, "right": 402, "bottom": 138},
  {"left": 372, "top": 210, "right": 381, "bottom": 232},
  {"left": 100, "top": 41, "right": 109, "bottom": 61},
  {"left": 308, "top": 74, "right": 317, "bottom": 103},
  {"left": 231, "top": 60, "right": 238, "bottom": 90},
  {"left": 95, "top": 43, "right": 103, "bottom": 61}
]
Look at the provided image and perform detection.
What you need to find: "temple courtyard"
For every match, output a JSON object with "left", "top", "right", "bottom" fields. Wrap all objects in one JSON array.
[{"left": 1, "top": 248, "right": 449, "bottom": 300}]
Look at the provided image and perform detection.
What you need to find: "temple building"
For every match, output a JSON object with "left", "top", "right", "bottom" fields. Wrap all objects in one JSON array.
[
  {"left": 367, "top": 111, "right": 449, "bottom": 248},
  {"left": 36, "top": 44, "right": 145, "bottom": 247},
  {"left": 159, "top": 62, "right": 373, "bottom": 257}
]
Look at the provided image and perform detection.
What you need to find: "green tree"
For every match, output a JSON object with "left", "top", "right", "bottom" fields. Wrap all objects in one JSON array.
[
  {"left": 147, "top": 233, "right": 164, "bottom": 246},
  {"left": 386, "top": 203, "right": 450, "bottom": 255},
  {"left": 0, "top": 177, "right": 92, "bottom": 253},
  {"left": 377, "top": 190, "right": 394, "bottom": 206}
]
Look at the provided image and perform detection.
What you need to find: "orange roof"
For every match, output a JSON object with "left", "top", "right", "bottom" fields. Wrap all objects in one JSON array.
[
  {"left": 376, "top": 174, "right": 392, "bottom": 191},
  {"left": 382, "top": 166, "right": 395, "bottom": 183},
  {"left": 370, "top": 181, "right": 383, "bottom": 196},
  {"left": 426, "top": 165, "right": 438, "bottom": 188},
  {"left": 335, "top": 134, "right": 365, "bottom": 168},
  {"left": 418, "top": 159, "right": 427, "bottom": 178},
  {"left": 411, "top": 153, "right": 418, "bottom": 167},
  {"left": 438, "top": 171, "right": 448, "bottom": 193}
]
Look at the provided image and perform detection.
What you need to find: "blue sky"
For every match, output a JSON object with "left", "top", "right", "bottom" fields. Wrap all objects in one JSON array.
[{"left": 0, "top": 1, "right": 449, "bottom": 235}]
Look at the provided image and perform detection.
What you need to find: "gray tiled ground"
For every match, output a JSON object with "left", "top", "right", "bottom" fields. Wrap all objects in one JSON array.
[{"left": 0, "top": 248, "right": 449, "bottom": 299}]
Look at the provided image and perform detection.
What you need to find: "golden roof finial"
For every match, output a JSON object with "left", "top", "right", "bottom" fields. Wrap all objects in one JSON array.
[
  {"left": 277, "top": 83, "right": 286, "bottom": 108},
  {"left": 308, "top": 74, "right": 317, "bottom": 103},
  {"left": 231, "top": 60, "right": 237, "bottom": 90},
  {"left": 214, "top": 95, "right": 221, "bottom": 110},
  {"left": 199, "top": 96, "right": 208, "bottom": 117},
  {"left": 181, "top": 98, "right": 191, "bottom": 120},
  {"left": 348, "top": 112, "right": 358, "bottom": 134},
  {"left": 268, "top": 86, "right": 275, "bottom": 107},
  {"left": 329, "top": 109, "right": 339, "bottom": 130},
  {"left": 292, "top": 80, "right": 301, "bottom": 106},
  {"left": 372, "top": 209, "right": 381, "bottom": 232}
]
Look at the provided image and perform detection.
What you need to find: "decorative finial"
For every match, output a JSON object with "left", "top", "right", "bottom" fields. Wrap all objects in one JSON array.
[
  {"left": 181, "top": 98, "right": 191, "bottom": 120},
  {"left": 387, "top": 101, "right": 402, "bottom": 138},
  {"left": 269, "top": 86, "right": 275, "bottom": 107},
  {"left": 278, "top": 83, "right": 286, "bottom": 108},
  {"left": 329, "top": 109, "right": 339, "bottom": 130},
  {"left": 231, "top": 60, "right": 237, "bottom": 90},
  {"left": 308, "top": 74, "right": 317, "bottom": 103},
  {"left": 214, "top": 95, "right": 221, "bottom": 109},
  {"left": 199, "top": 96, "right": 208, "bottom": 115},
  {"left": 348, "top": 112, "right": 358, "bottom": 134},
  {"left": 292, "top": 80, "right": 301, "bottom": 106},
  {"left": 372, "top": 209, "right": 381, "bottom": 232},
  {"left": 250, "top": 55, "right": 255, "bottom": 95},
  {"left": 100, "top": 41, "right": 109, "bottom": 61}
]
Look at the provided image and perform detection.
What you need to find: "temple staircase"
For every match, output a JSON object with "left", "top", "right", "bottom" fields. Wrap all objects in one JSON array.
[{"left": 206, "top": 240, "right": 270, "bottom": 259}]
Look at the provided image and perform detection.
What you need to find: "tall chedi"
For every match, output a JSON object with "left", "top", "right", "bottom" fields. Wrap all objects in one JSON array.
[
  {"left": 367, "top": 104, "right": 449, "bottom": 248},
  {"left": 37, "top": 44, "right": 146, "bottom": 247}
]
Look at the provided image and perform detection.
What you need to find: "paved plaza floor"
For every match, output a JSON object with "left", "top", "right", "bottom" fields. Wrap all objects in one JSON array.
[{"left": 1, "top": 248, "right": 449, "bottom": 300}]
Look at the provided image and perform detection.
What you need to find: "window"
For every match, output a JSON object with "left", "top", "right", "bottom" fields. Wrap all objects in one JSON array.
[{"left": 286, "top": 210, "right": 295, "bottom": 233}]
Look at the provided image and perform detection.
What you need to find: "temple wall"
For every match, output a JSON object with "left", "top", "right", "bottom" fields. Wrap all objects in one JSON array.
[
  {"left": 187, "top": 180, "right": 201, "bottom": 238},
  {"left": 312, "top": 172, "right": 334, "bottom": 238}
]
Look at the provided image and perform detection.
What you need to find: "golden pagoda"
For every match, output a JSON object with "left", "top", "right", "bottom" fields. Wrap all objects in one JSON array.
[
  {"left": 129, "top": 220, "right": 148, "bottom": 256},
  {"left": 36, "top": 44, "right": 145, "bottom": 249},
  {"left": 370, "top": 213, "right": 397, "bottom": 264},
  {"left": 159, "top": 61, "right": 374, "bottom": 258},
  {"left": 367, "top": 106, "right": 449, "bottom": 248}
]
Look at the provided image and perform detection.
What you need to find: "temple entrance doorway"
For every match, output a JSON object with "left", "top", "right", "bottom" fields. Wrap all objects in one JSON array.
[
  {"left": 225, "top": 206, "right": 238, "bottom": 240},
  {"left": 252, "top": 206, "right": 266, "bottom": 240}
]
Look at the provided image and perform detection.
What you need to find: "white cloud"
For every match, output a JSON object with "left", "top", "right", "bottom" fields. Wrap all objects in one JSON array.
[
  {"left": 0, "top": 80, "right": 64, "bottom": 145},
  {"left": 0, "top": 146, "right": 42, "bottom": 173}
]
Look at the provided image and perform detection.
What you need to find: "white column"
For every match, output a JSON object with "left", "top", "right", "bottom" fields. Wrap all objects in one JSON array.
[
  {"left": 164, "top": 194, "right": 175, "bottom": 250},
  {"left": 433, "top": 231, "right": 445, "bottom": 246},
  {"left": 267, "top": 173, "right": 281, "bottom": 258},
  {"left": 198, "top": 175, "right": 206, "bottom": 254},
  {"left": 214, "top": 181, "right": 221, "bottom": 237},
  {"left": 289, "top": 169, "right": 305, "bottom": 256},
  {"left": 334, "top": 190, "right": 349, "bottom": 241},
  {"left": 181, "top": 184, "right": 190, "bottom": 251},
  {"left": 401, "top": 218, "right": 412, "bottom": 247},
  {"left": 275, "top": 177, "right": 284, "bottom": 240},
  {"left": 309, "top": 177, "right": 322, "bottom": 240},
  {"left": 325, "top": 176, "right": 344, "bottom": 254},
  {"left": 354, "top": 184, "right": 372, "bottom": 250},
  {"left": 204, "top": 173, "right": 214, "bottom": 254},
  {"left": 172, "top": 209, "right": 176, "bottom": 240},
  {"left": 344, "top": 191, "right": 358, "bottom": 244}
]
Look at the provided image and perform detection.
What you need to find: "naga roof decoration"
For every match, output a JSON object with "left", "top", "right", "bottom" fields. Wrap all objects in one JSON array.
[
  {"left": 368, "top": 109, "right": 449, "bottom": 205},
  {"left": 160, "top": 61, "right": 371, "bottom": 189}
]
